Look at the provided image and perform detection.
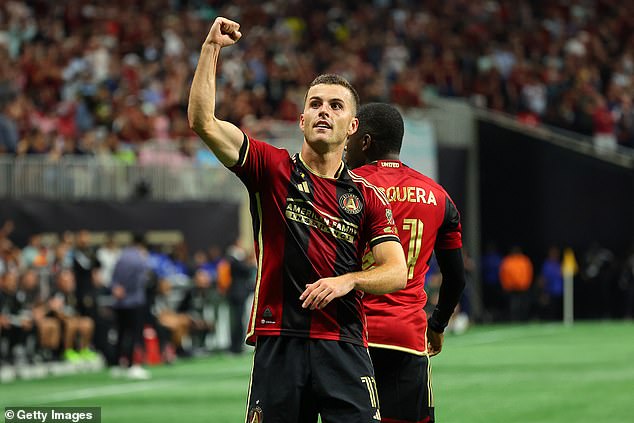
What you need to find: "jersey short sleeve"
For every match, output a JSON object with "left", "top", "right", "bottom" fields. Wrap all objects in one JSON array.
[
  {"left": 360, "top": 182, "right": 400, "bottom": 249},
  {"left": 229, "top": 134, "right": 289, "bottom": 190}
]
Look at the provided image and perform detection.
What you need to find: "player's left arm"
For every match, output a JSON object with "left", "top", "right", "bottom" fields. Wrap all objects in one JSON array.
[
  {"left": 427, "top": 247, "right": 466, "bottom": 356},
  {"left": 300, "top": 240, "right": 407, "bottom": 310},
  {"left": 427, "top": 195, "right": 466, "bottom": 355}
]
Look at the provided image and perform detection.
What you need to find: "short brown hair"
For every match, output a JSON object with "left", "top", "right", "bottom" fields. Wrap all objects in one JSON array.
[{"left": 305, "top": 74, "right": 360, "bottom": 112}]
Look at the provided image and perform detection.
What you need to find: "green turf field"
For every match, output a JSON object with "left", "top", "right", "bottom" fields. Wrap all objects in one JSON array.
[{"left": 1, "top": 321, "right": 633, "bottom": 422}]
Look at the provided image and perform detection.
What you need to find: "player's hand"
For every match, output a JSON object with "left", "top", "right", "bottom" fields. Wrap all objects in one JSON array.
[
  {"left": 205, "top": 17, "right": 242, "bottom": 48},
  {"left": 299, "top": 276, "right": 355, "bottom": 310},
  {"left": 427, "top": 328, "right": 444, "bottom": 357}
]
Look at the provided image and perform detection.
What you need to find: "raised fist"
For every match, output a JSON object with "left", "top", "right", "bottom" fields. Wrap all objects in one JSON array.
[{"left": 205, "top": 17, "right": 242, "bottom": 47}]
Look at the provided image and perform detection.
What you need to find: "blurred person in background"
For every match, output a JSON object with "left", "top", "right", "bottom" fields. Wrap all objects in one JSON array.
[
  {"left": 197, "top": 245, "right": 231, "bottom": 330},
  {"left": 47, "top": 268, "right": 96, "bottom": 362},
  {"left": 16, "top": 269, "right": 61, "bottom": 361},
  {"left": 17, "top": 268, "right": 60, "bottom": 362},
  {"left": 72, "top": 230, "right": 115, "bottom": 360},
  {"left": 537, "top": 246, "right": 564, "bottom": 321},
  {"left": 96, "top": 233, "right": 121, "bottom": 289},
  {"left": 149, "top": 278, "right": 188, "bottom": 360},
  {"left": 481, "top": 242, "right": 504, "bottom": 322},
  {"left": 0, "top": 97, "right": 19, "bottom": 154},
  {"left": 110, "top": 233, "right": 151, "bottom": 379},
  {"left": 0, "top": 269, "right": 34, "bottom": 364},
  {"left": 49, "top": 237, "right": 73, "bottom": 275},
  {"left": 188, "top": 17, "right": 406, "bottom": 423},
  {"left": 177, "top": 268, "right": 215, "bottom": 355},
  {"left": 72, "top": 230, "right": 100, "bottom": 322},
  {"left": 224, "top": 240, "right": 256, "bottom": 355},
  {"left": 20, "top": 234, "right": 50, "bottom": 270},
  {"left": 0, "top": 221, "right": 19, "bottom": 276},
  {"left": 613, "top": 93, "right": 634, "bottom": 149},
  {"left": 346, "top": 102, "right": 465, "bottom": 423},
  {"left": 592, "top": 95, "right": 617, "bottom": 152},
  {"left": 499, "top": 246, "right": 534, "bottom": 321},
  {"left": 579, "top": 243, "right": 617, "bottom": 319}
]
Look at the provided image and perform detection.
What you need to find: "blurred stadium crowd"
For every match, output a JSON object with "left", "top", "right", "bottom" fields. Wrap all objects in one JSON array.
[
  {"left": 1, "top": 220, "right": 256, "bottom": 380},
  {"left": 1, "top": 0, "right": 634, "bottom": 160}
]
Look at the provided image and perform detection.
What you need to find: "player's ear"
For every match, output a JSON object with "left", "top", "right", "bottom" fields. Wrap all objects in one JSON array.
[
  {"left": 299, "top": 113, "right": 305, "bottom": 131},
  {"left": 348, "top": 117, "right": 359, "bottom": 136},
  {"left": 362, "top": 134, "right": 372, "bottom": 152}
]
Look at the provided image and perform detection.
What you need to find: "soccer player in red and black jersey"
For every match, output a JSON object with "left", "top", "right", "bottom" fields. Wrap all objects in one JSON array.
[
  {"left": 346, "top": 103, "right": 467, "bottom": 423},
  {"left": 188, "top": 18, "right": 407, "bottom": 423}
]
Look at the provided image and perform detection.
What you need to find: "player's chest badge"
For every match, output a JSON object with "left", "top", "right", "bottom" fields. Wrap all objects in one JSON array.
[{"left": 339, "top": 193, "right": 363, "bottom": 214}]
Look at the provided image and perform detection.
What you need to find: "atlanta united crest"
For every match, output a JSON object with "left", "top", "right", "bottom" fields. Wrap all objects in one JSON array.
[
  {"left": 339, "top": 193, "right": 362, "bottom": 214},
  {"left": 248, "top": 405, "right": 263, "bottom": 423}
]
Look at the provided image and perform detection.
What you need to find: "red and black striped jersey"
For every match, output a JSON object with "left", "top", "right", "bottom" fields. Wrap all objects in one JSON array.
[
  {"left": 354, "top": 160, "right": 462, "bottom": 355},
  {"left": 230, "top": 136, "right": 399, "bottom": 347}
]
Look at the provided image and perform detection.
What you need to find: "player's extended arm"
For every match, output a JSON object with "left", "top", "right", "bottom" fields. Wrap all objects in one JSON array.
[
  {"left": 188, "top": 17, "right": 245, "bottom": 167},
  {"left": 300, "top": 240, "right": 407, "bottom": 310},
  {"left": 427, "top": 248, "right": 466, "bottom": 356}
]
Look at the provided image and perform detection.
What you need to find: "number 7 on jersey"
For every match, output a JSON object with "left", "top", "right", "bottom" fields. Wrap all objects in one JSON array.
[
  {"left": 362, "top": 218, "right": 424, "bottom": 280},
  {"left": 402, "top": 218, "right": 424, "bottom": 280}
]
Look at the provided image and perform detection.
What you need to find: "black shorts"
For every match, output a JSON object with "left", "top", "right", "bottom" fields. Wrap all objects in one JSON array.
[
  {"left": 246, "top": 336, "right": 381, "bottom": 423},
  {"left": 369, "top": 347, "right": 434, "bottom": 423}
]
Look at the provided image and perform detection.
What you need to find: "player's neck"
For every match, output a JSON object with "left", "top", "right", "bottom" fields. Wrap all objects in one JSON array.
[
  {"left": 371, "top": 153, "right": 400, "bottom": 163},
  {"left": 300, "top": 143, "right": 344, "bottom": 178}
]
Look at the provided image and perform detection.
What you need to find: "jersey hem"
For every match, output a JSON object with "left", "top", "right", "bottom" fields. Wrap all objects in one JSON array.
[
  {"left": 368, "top": 342, "right": 428, "bottom": 356},
  {"left": 248, "top": 329, "right": 367, "bottom": 347}
]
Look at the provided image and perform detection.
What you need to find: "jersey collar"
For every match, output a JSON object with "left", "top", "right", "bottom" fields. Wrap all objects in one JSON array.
[{"left": 297, "top": 153, "right": 346, "bottom": 180}]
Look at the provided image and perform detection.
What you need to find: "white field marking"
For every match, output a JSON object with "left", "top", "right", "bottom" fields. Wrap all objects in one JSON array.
[{"left": 13, "top": 381, "right": 178, "bottom": 405}]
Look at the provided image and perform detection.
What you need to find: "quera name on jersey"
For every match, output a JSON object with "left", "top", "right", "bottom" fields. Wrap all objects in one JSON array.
[{"left": 378, "top": 186, "right": 437, "bottom": 205}]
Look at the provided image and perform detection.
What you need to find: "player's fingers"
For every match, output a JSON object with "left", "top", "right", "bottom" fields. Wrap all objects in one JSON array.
[
  {"left": 299, "top": 283, "right": 314, "bottom": 301},
  {"left": 300, "top": 292, "right": 314, "bottom": 308},
  {"left": 428, "top": 343, "right": 441, "bottom": 357},
  {"left": 211, "top": 17, "right": 224, "bottom": 32},
  {"left": 219, "top": 17, "right": 240, "bottom": 28},
  {"left": 316, "top": 292, "right": 336, "bottom": 309},
  {"left": 309, "top": 287, "right": 331, "bottom": 310},
  {"left": 310, "top": 289, "right": 329, "bottom": 310},
  {"left": 301, "top": 284, "right": 324, "bottom": 308},
  {"left": 220, "top": 20, "right": 240, "bottom": 34},
  {"left": 215, "top": 17, "right": 238, "bottom": 28}
]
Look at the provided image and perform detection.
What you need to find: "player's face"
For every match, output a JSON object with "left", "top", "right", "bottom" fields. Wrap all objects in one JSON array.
[
  {"left": 344, "top": 130, "right": 367, "bottom": 170},
  {"left": 300, "top": 84, "right": 358, "bottom": 150}
]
